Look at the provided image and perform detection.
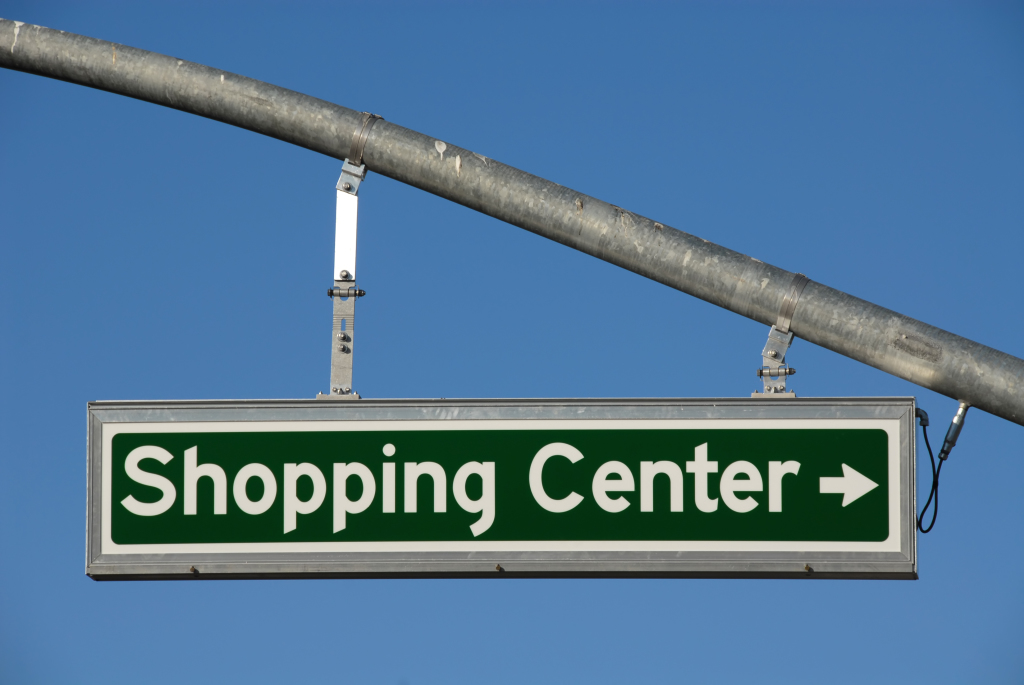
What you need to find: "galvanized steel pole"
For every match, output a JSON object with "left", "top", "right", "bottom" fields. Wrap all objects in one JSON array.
[{"left": 2, "top": 19, "right": 1022, "bottom": 426}]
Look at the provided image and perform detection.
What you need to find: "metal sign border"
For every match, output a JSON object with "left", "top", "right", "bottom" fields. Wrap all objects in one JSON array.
[{"left": 87, "top": 397, "right": 917, "bottom": 580}]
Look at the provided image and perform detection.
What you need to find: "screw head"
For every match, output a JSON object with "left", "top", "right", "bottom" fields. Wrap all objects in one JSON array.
[
  {"left": 339, "top": 270, "right": 351, "bottom": 280},
  {"left": 343, "top": 182, "right": 352, "bottom": 191},
  {"left": 768, "top": 350, "right": 778, "bottom": 358}
]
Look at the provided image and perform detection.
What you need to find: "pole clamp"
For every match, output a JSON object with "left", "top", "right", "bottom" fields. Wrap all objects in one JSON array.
[
  {"left": 337, "top": 113, "right": 383, "bottom": 196},
  {"left": 776, "top": 272, "right": 809, "bottom": 335},
  {"left": 754, "top": 273, "right": 811, "bottom": 396},
  {"left": 349, "top": 112, "right": 383, "bottom": 166}
]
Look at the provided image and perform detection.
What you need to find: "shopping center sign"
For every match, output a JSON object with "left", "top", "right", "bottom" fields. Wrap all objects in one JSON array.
[{"left": 87, "top": 397, "right": 916, "bottom": 579}]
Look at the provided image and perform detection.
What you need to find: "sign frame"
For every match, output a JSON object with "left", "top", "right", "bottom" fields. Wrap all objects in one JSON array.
[{"left": 87, "top": 397, "right": 917, "bottom": 580}]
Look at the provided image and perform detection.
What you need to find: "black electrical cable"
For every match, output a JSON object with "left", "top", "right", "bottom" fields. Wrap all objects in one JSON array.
[
  {"left": 917, "top": 418, "right": 942, "bottom": 534},
  {"left": 917, "top": 402, "right": 969, "bottom": 533}
]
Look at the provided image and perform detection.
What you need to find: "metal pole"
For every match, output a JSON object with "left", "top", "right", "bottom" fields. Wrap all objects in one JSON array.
[{"left": 2, "top": 19, "right": 1022, "bottom": 426}]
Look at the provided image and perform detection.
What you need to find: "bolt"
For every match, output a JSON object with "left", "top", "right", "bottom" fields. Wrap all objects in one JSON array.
[
  {"left": 343, "top": 182, "right": 352, "bottom": 191},
  {"left": 768, "top": 350, "right": 778, "bottom": 358},
  {"left": 339, "top": 270, "right": 351, "bottom": 280}
]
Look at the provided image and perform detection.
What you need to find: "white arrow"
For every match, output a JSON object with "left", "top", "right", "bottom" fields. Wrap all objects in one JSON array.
[{"left": 819, "top": 464, "right": 879, "bottom": 507}]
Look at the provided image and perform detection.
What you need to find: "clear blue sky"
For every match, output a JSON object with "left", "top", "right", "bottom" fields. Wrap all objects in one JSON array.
[{"left": 2, "top": 1, "right": 1023, "bottom": 682}]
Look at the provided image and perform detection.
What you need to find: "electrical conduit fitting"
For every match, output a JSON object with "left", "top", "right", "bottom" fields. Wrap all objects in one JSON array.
[{"left": 939, "top": 402, "right": 969, "bottom": 461}]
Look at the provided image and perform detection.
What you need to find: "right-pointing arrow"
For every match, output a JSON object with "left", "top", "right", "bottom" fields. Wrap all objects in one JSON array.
[{"left": 820, "top": 464, "right": 879, "bottom": 507}]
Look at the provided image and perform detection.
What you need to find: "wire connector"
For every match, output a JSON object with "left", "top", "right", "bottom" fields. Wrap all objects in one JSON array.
[
  {"left": 918, "top": 401, "right": 969, "bottom": 534},
  {"left": 938, "top": 401, "right": 969, "bottom": 461}
]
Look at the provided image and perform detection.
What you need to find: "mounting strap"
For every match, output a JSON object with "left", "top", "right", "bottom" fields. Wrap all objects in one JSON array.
[
  {"left": 349, "top": 112, "right": 383, "bottom": 166},
  {"left": 776, "top": 272, "right": 809, "bottom": 335}
]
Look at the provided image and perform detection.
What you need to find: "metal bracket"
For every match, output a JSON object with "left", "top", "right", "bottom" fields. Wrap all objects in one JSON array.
[
  {"left": 315, "top": 283, "right": 363, "bottom": 399},
  {"left": 337, "top": 159, "right": 367, "bottom": 196},
  {"left": 757, "top": 326, "right": 796, "bottom": 394},
  {"left": 334, "top": 159, "right": 363, "bottom": 283},
  {"left": 318, "top": 159, "right": 371, "bottom": 400},
  {"left": 754, "top": 273, "right": 810, "bottom": 396}
]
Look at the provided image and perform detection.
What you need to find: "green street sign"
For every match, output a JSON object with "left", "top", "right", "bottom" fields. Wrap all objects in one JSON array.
[{"left": 87, "top": 398, "right": 917, "bottom": 579}]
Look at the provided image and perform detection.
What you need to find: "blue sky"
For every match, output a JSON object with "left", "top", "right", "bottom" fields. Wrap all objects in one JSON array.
[{"left": 2, "top": 1, "right": 1023, "bottom": 682}]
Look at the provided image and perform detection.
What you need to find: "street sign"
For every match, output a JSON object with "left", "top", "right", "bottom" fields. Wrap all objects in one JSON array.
[{"left": 87, "top": 397, "right": 917, "bottom": 579}]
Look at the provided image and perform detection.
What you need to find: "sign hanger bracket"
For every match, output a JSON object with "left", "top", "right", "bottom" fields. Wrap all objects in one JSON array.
[
  {"left": 754, "top": 273, "right": 809, "bottom": 397},
  {"left": 316, "top": 158, "right": 368, "bottom": 400}
]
